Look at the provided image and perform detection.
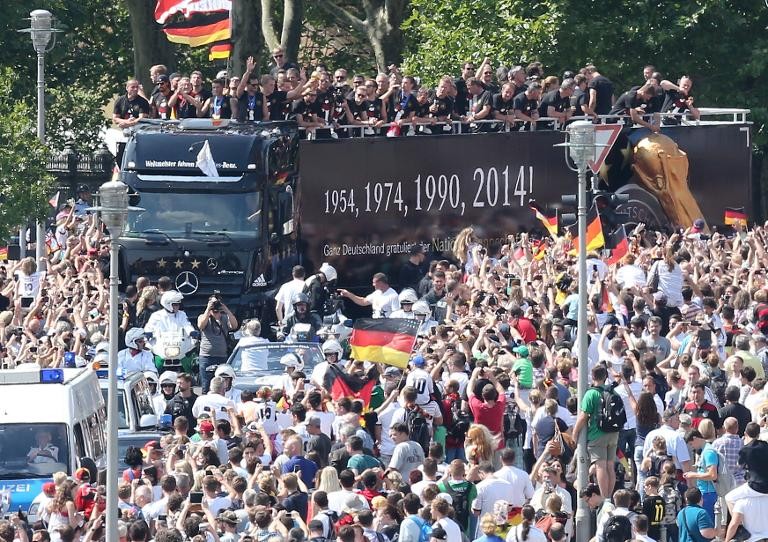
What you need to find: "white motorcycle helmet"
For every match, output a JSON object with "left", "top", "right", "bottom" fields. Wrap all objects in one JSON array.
[
  {"left": 321, "top": 338, "right": 343, "bottom": 358},
  {"left": 398, "top": 289, "right": 418, "bottom": 306},
  {"left": 280, "top": 353, "right": 304, "bottom": 371},
  {"left": 214, "top": 364, "right": 236, "bottom": 379},
  {"left": 125, "top": 328, "right": 147, "bottom": 350},
  {"left": 319, "top": 262, "right": 337, "bottom": 283},
  {"left": 144, "top": 371, "right": 159, "bottom": 387},
  {"left": 412, "top": 300, "right": 432, "bottom": 321},
  {"left": 159, "top": 371, "right": 178, "bottom": 385},
  {"left": 161, "top": 290, "right": 184, "bottom": 312}
]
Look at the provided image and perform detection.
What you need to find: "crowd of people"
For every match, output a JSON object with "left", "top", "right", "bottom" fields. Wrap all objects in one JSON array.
[
  {"left": 112, "top": 50, "right": 700, "bottom": 137},
  {"left": 3, "top": 209, "right": 768, "bottom": 542}
]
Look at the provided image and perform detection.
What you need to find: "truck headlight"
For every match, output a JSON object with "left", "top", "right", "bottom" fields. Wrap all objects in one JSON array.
[{"left": 164, "top": 346, "right": 181, "bottom": 358}]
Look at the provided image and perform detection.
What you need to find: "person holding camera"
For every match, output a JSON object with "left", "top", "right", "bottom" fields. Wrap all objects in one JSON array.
[{"left": 197, "top": 295, "right": 238, "bottom": 394}]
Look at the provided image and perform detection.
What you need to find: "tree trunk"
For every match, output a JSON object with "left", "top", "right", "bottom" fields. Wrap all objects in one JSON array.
[
  {"left": 280, "top": 0, "right": 303, "bottom": 64},
  {"left": 123, "top": 0, "right": 176, "bottom": 93},
  {"left": 260, "top": 0, "right": 280, "bottom": 52},
  {"left": 232, "top": 0, "right": 263, "bottom": 75}
]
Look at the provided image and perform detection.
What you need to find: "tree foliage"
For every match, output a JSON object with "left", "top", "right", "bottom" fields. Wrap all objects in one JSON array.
[{"left": 0, "top": 69, "right": 56, "bottom": 242}]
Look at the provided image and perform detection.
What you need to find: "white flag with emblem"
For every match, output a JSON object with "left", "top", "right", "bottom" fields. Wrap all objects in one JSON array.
[{"left": 196, "top": 140, "right": 219, "bottom": 177}]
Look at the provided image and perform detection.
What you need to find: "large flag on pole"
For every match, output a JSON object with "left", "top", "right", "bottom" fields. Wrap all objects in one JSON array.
[
  {"left": 606, "top": 225, "right": 629, "bottom": 266},
  {"left": 162, "top": 11, "right": 231, "bottom": 46},
  {"left": 569, "top": 203, "right": 605, "bottom": 255},
  {"left": 529, "top": 200, "right": 558, "bottom": 237},
  {"left": 350, "top": 318, "right": 419, "bottom": 369}
]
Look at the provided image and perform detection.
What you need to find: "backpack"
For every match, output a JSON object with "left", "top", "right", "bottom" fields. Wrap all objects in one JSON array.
[
  {"left": 756, "top": 302, "right": 768, "bottom": 334},
  {"left": 503, "top": 398, "right": 527, "bottom": 443},
  {"left": 440, "top": 481, "right": 471, "bottom": 531},
  {"left": 448, "top": 400, "right": 472, "bottom": 440},
  {"left": 712, "top": 447, "right": 735, "bottom": 496},
  {"left": 404, "top": 406, "right": 430, "bottom": 453},
  {"left": 594, "top": 386, "right": 626, "bottom": 433},
  {"left": 603, "top": 512, "right": 633, "bottom": 542},
  {"left": 708, "top": 368, "right": 727, "bottom": 406},
  {"left": 409, "top": 516, "right": 432, "bottom": 542},
  {"left": 321, "top": 509, "right": 339, "bottom": 540}
]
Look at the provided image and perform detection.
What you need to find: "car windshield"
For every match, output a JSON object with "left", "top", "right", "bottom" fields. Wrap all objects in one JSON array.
[
  {"left": 230, "top": 343, "right": 323, "bottom": 373},
  {"left": 0, "top": 423, "right": 70, "bottom": 479},
  {"left": 125, "top": 191, "right": 262, "bottom": 237}
]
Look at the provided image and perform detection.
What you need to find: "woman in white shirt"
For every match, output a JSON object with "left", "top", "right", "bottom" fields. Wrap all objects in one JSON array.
[
  {"left": 506, "top": 505, "right": 547, "bottom": 542},
  {"left": 431, "top": 497, "right": 463, "bottom": 541},
  {"left": 647, "top": 248, "right": 684, "bottom": 307}
]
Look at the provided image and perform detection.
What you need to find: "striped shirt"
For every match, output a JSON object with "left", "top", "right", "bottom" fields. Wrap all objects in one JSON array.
[{"left": 712, "top": 433, "right": 744, "bottom": 484}]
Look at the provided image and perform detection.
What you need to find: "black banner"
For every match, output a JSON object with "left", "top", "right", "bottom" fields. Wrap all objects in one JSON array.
[{"left": 298, "top": 124, "right": 751, "bottom": 287}]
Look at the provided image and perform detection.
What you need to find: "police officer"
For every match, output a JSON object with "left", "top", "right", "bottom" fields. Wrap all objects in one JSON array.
[{"left": 283, "top": 292, "right": 322, "bottom": 341}]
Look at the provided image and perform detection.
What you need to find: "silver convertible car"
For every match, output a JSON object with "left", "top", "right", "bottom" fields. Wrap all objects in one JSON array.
[{"left": 227, "top": 341, "right": 324, "bottom": 392}]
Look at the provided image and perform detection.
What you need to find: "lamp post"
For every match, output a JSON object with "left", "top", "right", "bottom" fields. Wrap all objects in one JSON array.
[
  {"left": 93, "top": 180, "right": 129, "bottom": 542},
  {"left": 562, "top": 120, "right": 597, "bottom": 542},
  {"left": 20, "top": 9, "right": 60, "bottom": 271}
]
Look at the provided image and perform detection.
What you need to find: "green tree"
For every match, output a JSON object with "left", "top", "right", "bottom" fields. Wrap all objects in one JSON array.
[{"left": 0, "top": 69, "right": 56, "bottom": 242}]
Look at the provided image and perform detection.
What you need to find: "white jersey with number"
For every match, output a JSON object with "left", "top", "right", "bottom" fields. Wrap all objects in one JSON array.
[
  {"left": 405, "top": 367, "right": 434, "bottom": 405},
  {"left": 253, "top": 399, "right": 279, "bottom": 435}
]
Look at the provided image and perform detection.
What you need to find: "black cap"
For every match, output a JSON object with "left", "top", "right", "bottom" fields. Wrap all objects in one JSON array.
[{"left": 157, "top": 74, "right": 170, "bottom": 83}]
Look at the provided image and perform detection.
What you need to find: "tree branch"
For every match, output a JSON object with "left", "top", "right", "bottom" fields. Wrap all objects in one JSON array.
[
  {"left": 260, "top": 0, "right": 281, "bottom": 51},
  {"left": 280, "top": 0, "right": 303, "bottom": 62},
  {"left": 315, "top": 0, "right": 367, "bottom": 33}
]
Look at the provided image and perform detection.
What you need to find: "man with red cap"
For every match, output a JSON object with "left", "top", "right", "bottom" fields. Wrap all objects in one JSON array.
[{"left": 74, "top": 468, "right": 97, "bottom": 518}]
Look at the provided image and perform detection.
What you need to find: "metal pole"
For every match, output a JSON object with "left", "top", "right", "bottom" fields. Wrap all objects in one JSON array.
[
  {"left": 35, "top": 48, "right": 46, "bottom": 271},
  {"left": 575, "top": 162, "right": 590, "bottom": 541},
  {"left": 106, "top": 239, "right": 119, "bottom": 542}
]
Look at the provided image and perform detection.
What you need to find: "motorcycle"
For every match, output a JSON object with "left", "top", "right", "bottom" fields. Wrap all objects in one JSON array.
[
  {"left": 149, "top": 329, "right": 199, "bottom": 374},
  {"left": 272, "top": 322, "right": 316, "bottom": 343}
]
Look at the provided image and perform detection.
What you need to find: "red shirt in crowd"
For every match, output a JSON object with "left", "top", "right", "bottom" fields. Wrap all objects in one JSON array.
[
  {"left": 512, "top": 316, "right": 538, "bottom": 343},
  {"left": 469, "top": 394, "right": 506, "bottom": 449}
]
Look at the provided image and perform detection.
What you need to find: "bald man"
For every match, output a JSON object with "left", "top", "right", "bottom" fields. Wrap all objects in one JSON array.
[{"left": 712, "top": 417, "right": 744, "bottom": 485}]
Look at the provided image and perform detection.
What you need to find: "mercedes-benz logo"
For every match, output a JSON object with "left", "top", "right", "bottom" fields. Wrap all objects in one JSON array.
[
  {"left": 175, "top": 271, "right": 199, "bottom": 296},
  {"left": 207, "top": 258, "right": 218, "bottom": 271}
]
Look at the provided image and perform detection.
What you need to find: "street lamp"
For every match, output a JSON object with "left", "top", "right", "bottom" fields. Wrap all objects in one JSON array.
[
  {"left": 92, "top": 180, "right": 129, "bottom": 542},
  {"left": 558, "top": 120, "right": 597, "bottom": 542},
  {"left": 20, "top": 9, "right": 61, "bottom": 269}
]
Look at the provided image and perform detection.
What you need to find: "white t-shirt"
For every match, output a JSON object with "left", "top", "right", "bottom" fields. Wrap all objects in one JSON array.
[
  {"left": 391, "top": 401, "right": 441, "bottom": 430},
  {"left": 437, "top": 517, "right": 463, "bottom": 541},
  {"left": 389, "top": 440, "right": 425, "bottom": 479},
  {"left": 377, "top": 402, "right": 403, "bottom": 457},
  {"left": 443, "top": 370, "right": 470, "bottom": 396},
  {"left": 615, "top": 379, "right": 643, "bottom": 430},
  {"left": 615, "top": 264, "right": 647, "bottom": 290},
  {"left": 506, "top": 524, "right": 547, "bottom": 542},
  {"left": 366, "top": 288, "right": 400, "bottom": 318},
  {"left": 275, "top": 278, "right": 307, "bottom": 322},
  {"left": 252, "top": 399, "right": 279, "bottom": 435},
  {"left": 472, "top": 477, "right": 516, "bottom": 517},
  {"left": 494, "top": 465, "right": 535, "bottom": 507},
  {"left": 192, "top": 393, "right": 235, "bottom": 421},
  {"left": 15, "top": 270, "right": 45, "bottom": 300},
  {"left": 236, "top": 336, "right": 270, "bottom": 372},
  {"left": 406, "top": 368, "right": 434, "bottom": 405}
]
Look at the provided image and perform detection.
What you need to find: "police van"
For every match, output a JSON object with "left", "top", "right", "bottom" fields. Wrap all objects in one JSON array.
[{"left": 0, "top": 367, "right": 106, "bottom": 519}]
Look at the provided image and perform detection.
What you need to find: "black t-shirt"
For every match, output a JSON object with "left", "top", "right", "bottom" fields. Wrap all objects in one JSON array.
[
  {"left": 468, "top": 91, "right": 492, "bottom": 116},
  {"left": 114, "top": 95, "right": 150, "bottom": 120},
  {"left": 206, "top": 95, "right": 232, "bottom": 120},
  {"left": 413, "top": 99, "right": 431, "bottom": 118},
  {"left": 661, "top": 89, "right": 694, "bottom": 124},
  {"left": 492, "top": 93, "right": 515, "bottom": 116},
  {"left": 609, "top": 89, "right": 645, "bottom": 117},
  {"left": 485, "top": 82, "right": 500, "bottom": 95},
  {"left": 175, "top": 96, "right": 198, "bottom": 119},
  {"left": 291, "top": 98, "right": 315, "bottom": 120},
  {"left": 398, "top": 261, "right": 426, "bottom": 292},
  {"left": 571, "top": 87, "right": 588, "bottom": 116},
  {"left": 512, "top": 92, "right": 538, "bottom": 117},
  {"left": 266, "top": 90, "right": 289, "bottom": 121},
  {"left": 151, "top": 92, "right": 173, "bottom": 120},
  {"left": 454, "top": 78, "right": 470, "bottom": 115},
  {"left": 587, "top": 75, "right": 614, "bottom": 115},
  {"left": 431, "top": 96, "right": 454, "bottom": 119},
  {"left": 365, "top": 98, "right": 384, "bottom": 120},
  {"left": 238, "top": 92, "right": 265, "bottom": 122},
  {"left": 192, "top": 88, "right": 212, "bottom": 104},
  {"left": 538, "top": 89, "right": 570, "bottom": 117},
  {"left": 739, "top": 440, "right": 768, "bottom": 493},
  {"left": 346, "top": 99, "right": 368, "bottom": 121},
  {"left": 642, "top": 495, "right": 665, "bottom": 541},
  {"left": 513, "top": 82, "right": 528, "bottom": 97},
  {"left": 314, "top": 91, "right": 335, "bottom": 122},
  {"left": 719, "top": 402, "right": 752, "bottom": 436}
]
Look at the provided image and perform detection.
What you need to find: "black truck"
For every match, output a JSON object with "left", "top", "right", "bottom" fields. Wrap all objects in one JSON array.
[{"left": 117, "top": 118, "right": 752, "bottom": 321}]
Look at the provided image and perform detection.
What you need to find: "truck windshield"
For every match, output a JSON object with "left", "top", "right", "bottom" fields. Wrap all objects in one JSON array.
[
  {"left": 0, "top": 423, "right": 70, "bottom": 479},
  {"left": 125, "top": 191, "right": 262, "bottom": 237}
]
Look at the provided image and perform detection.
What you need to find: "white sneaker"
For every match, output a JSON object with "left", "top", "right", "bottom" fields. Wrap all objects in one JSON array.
[
  {"left": 406, "top": 127, "right": 416, "bottom": 136},
  {"left": 330, "top": 129, "right": 338, "bottom": 139}
]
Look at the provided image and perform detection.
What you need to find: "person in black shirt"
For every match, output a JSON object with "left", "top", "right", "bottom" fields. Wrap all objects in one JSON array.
[
  {"left": 507, "top": 66, "right": 529, "bottom": 97},
  {"left": 538, "top": 78, "right": 576, "bottom": 129},
  {"left": 392, "top": 75, "right": 418, "bottom": 123},
  {"left": 168, "top": 77, "right": 202, "bottom": 119},
  {"left": 430, "top": 81, "right": 455, "bottom": 133},
  {"left": 363, "top": 79, "right": 386, "bottom": 124},
  {"left": 571, "top": 74, "right": 591, "bottom": 118},
  {"left": 719, "top": 385, "right": 752, "bottom": 436},
  {"left": 268, "top": 46, "right": 300, "bottom": 77},
  {"left": 201, "top": 78, "right": 233, "bottom": 120},
  {"left": 585, "top": 65, "right": 615, "bottom": 116},
  {"left": 453, "top": 62, "right": 476, "bottom": 116},
  {"left": 492, "top": 82, "right": 518, "bottom": 131},
  {"left": 513, "top": 82, "right": 542, "bottom": 130},
  {"left": 398, "top": 245, "right": 426, "bottom": 292},
  {"left": 609, "top": 83, "right": 660, "bottom": 132},
  {"left": 235, "top": 58, "right": 267, "bottom": 122},
  {"left": 479, "top": 64, "right": 499, "bottom": 95},
  {"left": 292, "top": 88, "right": 325, "bottom": 135},
  {"left": 344, "top": 86, "right": 379, "bottom": 134},
  {"left": 263, "top": 74, "right": 306, "bottom": 121},
  {"left": 660, "top": 75, "right": 700, "bottom": 124},
  {"left": 464, "top": 78, "right": 492, "bottom": 131},
  {"left": 313, "top": 72, "right": 335, "bottom": 124},
  {"left": 190, "top": 70, "right": 212, "bottom": 105},
  {"left": 150, "top": 75, "right": 174, "bottom": 120},
  {"left": 374, "top": 73, "right": 394, "bottom": 122},
  {"left": 411, "top": 87, "right": 435, "bottom": 134},
  {"left": 113, "top": 79, "right": 150, "bottom": 128}
]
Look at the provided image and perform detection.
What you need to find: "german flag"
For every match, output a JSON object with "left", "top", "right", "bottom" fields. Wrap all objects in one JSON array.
[
  {"left": 209, "top": 40, "right": 231, "bottom": 61},
  {"left": 724, "top": 207, "right": 747, "bottom": 227},
  {"left": 606, "top": 225, "right": 629, "bottom": 266},
  {"left": 350, "top": 318, "right": 419, "bottom": 369},
  {"left": 163, "top": 11, "right": 230, "bottom": 47},
  {"left": 322, "top": 364, "right": 380, "bottom": 407},
  {"left": 569, "top": 203, "right": 605, "bottom": 255},
  {"left": 0, "top": 247, "right": 7, "bottom": 261},
  {"left": 529, "top": 200, "right": 558, "bottom": 237}
]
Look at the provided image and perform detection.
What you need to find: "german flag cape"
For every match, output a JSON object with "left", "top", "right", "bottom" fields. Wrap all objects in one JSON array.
[{"left": 322, "top": 363, "right": 380, "bottom": 407}]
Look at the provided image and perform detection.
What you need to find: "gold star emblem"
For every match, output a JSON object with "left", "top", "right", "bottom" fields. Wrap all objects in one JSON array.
[
  {"left": 157, "top": 258, "right": 167, "bottom": 268},
  {"left": 174, "top": 259, "right": 184, "bottom": 269},
  {"left": 191, "top": 259, "right": 201, "bottom": 269}
]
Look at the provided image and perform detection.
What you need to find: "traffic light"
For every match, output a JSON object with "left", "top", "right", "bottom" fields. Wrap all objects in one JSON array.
[{"left": 559, "top": 194, "right": 578, "bottom": 236}]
